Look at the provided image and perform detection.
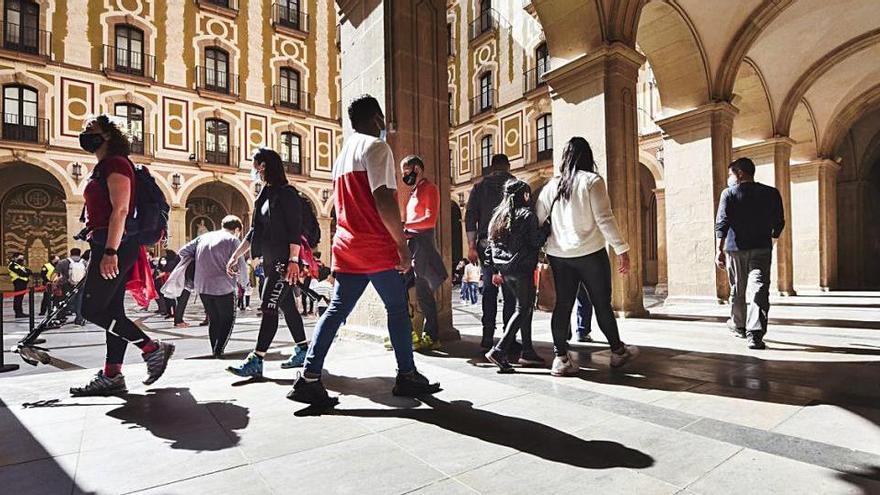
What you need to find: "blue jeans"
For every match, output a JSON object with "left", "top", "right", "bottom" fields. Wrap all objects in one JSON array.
[
  {"left": 575, "top": 283, "right": 592, "bottom": 337},
  {"left": 463, "top": 282, "right": 479, "bottom": 304},
  {"left": 304, "top": 270, "right": 415, "bottom": 375}
]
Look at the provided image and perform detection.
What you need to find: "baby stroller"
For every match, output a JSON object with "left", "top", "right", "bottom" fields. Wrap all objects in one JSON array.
[{"left": 14, "top": 279, "right": 86, "bottom": 366}]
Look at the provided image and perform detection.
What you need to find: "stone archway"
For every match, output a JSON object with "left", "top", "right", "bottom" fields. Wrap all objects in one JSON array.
[
  {"left": 0, "top": 163, "right": 67, "bottom": 273},
  {"left": 184, "top": 181, "right": 251, "bottom": 242},
  {"left": 639, "top": 163, "right": 659, "bottom": 287}
]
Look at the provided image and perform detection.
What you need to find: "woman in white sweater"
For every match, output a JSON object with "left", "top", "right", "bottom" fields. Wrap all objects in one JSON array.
[{"left": 535, "top": 137, "right": 639, "bottom": 376}]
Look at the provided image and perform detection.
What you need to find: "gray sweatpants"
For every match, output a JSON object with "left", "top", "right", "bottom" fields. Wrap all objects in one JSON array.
[{"left": 726, "top": 248, "right": 772, "bottom": 334}]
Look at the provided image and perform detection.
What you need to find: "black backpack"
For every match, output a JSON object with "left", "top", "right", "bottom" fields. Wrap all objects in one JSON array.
[{"left": 300, "top": 194, "right": 321, "bottom": 249}]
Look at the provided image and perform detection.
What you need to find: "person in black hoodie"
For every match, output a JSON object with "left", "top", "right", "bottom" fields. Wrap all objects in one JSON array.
[{"left": 484, "top": 179, "right": 549, "bottom": 373}]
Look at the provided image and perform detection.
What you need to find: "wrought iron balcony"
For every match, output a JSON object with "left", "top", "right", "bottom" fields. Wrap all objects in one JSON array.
[
  {"left": 195, "top": 66, "right": 240, "bottom": 98},
  {"left": 196, "top": 141, "right": 239, "bottom": 168},
  {"left": 283, "top": 155, "right": 310, "bottom": 175},
  {"left": 103, "top": 45, "right": 156, "bottom": 80},
  {"left": 1, "top": 22, "right": 51, "bottom": 59},
  {"left": 129, "top": 133, "right": 155, "bottom": 158},
  {"left": 273, "top": 3, "right": 309, "bottom": 34},
  {"left": 469, "top": 9, "right": 499, "bottom": 41},
  {"left": 0, "top": 115, "right": 49, "bottom": 146},
  {"left": 273, "top": 85, "right": 312, "bottom": 113},
  {"left": 470, "top": 89, "right": 495, "bottom": 118},
  {"left": 523, "top": 61, "right": 550, "bottom": 94}
]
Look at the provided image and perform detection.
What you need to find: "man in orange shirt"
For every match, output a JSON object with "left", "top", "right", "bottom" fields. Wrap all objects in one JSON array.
[{"left": 401, "top": 155, "right": 447, "bottom": 350}]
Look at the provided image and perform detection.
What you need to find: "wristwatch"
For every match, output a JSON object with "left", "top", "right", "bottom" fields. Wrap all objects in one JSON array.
[
  {"left": 288, "top": 257, "right": 300, "bottom": 264},
  {"left": 104, "top": 247, "right": 118, "bottom": 256}
]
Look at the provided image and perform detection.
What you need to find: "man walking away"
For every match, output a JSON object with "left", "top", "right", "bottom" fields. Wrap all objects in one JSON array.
[
  {"left": 289, "top": 94, "right": 441, "bottom": 407},
  {"left": 8, "top": 253, "right": 31, "bottom": 319},
  {"left": 54, "top": 249, "right": 88, "bottom": 325},
  {"left": 179, "top": 215, "right": 247, "bottom": 358},
  {"left": 715, "top": 157, "right": 785, "bottom": 350},
  {"left": 401, "top": 154, "right": 448, "bottom": 351},
  {"left": 465, "top": 154, "right": 516, "bottom": 351}
]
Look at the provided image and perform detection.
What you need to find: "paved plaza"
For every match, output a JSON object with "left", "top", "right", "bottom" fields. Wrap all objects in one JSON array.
[{"left": 1, "top": 292, "right": 879, "bottom": 494}]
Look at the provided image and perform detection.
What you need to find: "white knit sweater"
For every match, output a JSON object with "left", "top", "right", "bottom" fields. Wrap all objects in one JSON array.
[{"left": 535, "top": 171, "right": 630, "bottom": 258}]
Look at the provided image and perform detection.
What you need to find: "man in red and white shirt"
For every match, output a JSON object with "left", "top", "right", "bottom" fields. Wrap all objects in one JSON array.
[{"left": 289, "top": 95, "right": 441, "bottom": 407}]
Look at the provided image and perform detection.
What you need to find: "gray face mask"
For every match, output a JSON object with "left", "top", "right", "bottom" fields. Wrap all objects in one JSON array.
[{"left": 727, "top": 176, "right": 738, "bottom": 188}]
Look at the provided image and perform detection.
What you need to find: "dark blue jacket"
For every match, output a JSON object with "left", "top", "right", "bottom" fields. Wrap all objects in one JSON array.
[{"left": 715, "top": 182, "right": 785, "bottom": 251}]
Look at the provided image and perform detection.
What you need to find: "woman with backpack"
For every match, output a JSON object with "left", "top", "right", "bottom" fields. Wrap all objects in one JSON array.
[
  {"left": 535, "top": 137, "right": 639, "bottom": 377},
  {"left": 225, "top": 148, "right": 310, "bottom": 377},
  {"left": 70, "top": 114, "right": 174, "bottom": 396},
  {"left": 483, "top": 179, "right": 549, "bottom": 372}
]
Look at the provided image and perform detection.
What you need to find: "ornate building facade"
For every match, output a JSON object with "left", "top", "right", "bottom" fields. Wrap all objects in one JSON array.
[{"left": 0, "top": 0, "right": 342, "bottom": 283}]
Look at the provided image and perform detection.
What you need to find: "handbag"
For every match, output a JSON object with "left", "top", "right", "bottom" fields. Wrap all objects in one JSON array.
[{"left": 535, "top": 191, "right": 560, "bottom": 312}]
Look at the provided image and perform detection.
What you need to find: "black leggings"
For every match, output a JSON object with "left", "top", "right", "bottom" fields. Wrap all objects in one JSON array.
[
  {"left": 548, "top": 249, "right": 623, "bottom": 356},
  {"left": 174, "top": 289, "right": 190, "bottom": 324},
  {"left": 255, "top": 259, "right": 306, "bottom": 353},
  {"left": 83, "top": 240, "right": 151, "bottom": 364},
  {"left": 495, "top": 273, "right": 536, "bottom": 354},
  {"left": 201, "top": 292, "right": 236, "bottom": 355}
]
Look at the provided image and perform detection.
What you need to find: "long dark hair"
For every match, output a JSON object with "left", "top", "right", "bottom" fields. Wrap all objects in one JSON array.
[
  {"left": 89, "top": 114, "right": 130, "bottom": 157},
  {"left": 252, "top": 147, "right": 288, "bottom": 186},
  {"left": 488, "top": 179, "right": 531, "bottom": 241},
  {"left": 556, "top": 137, "right": 597, "bottom": 201}
]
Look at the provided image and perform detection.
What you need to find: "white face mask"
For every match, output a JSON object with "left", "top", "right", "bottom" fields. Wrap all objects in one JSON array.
[
  {"left": 251, "top": 167, "right": 262, "bottom": 183},
  {"left": 727, "top": 175, "right": 738, "bottom": 188},
  {"left": 379, "top": 129, "right": 387, "bottom": 142}
]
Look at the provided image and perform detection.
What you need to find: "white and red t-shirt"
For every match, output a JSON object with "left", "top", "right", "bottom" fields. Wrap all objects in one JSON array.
[{"left": 331, "top": 132, "right": 399, "bottom": 274}]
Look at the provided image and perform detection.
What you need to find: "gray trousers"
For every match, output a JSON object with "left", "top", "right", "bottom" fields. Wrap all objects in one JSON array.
[{"left": 726, "top": 248, "right": 772, "bottom": 334}]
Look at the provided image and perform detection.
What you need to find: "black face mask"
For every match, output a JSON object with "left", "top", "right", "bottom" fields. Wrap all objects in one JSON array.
[
  {"left": 403, "top": 170, "right": 418, "bottom": 186},
  {"left": 79, "top": 132, "right": 105, "bottom": 153}
]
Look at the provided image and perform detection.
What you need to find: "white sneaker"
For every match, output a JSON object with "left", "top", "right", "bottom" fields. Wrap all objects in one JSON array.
[
  {"left": 610, "top": 345, "right": 640, "bottom": 368},
  {"left": 551, "top": 352, "right": 579, "bottom": 377}
]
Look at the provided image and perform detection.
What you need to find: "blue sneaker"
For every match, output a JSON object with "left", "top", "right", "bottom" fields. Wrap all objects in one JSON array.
[
  {"left": 281, "top": 346, "right": 308, "bottom": 369},
  {"left": 226, "top": 352, "right": 263, "bottom": 377}
]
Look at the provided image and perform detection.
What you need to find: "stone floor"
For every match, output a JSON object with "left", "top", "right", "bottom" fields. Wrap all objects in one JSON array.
[{"left": 1, "top": 290, "right": 879, "bottom": 494}]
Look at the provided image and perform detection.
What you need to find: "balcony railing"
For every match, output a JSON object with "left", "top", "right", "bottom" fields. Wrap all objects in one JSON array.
[
  {"left": 523, "top": 138, "right": 553, "bottom": 165},
  {"left": 469, "top": 9, "right": 499, "bottom": 41},
  {"left": 523, "top": 61, "right": 550, "bottom": 94},
  {"left": 1, "top": 115, "right": 49, "bottom": 146},
  {"left": 129, "top": 133, "right": 155, "bottom": 158},
  {"left": 283, "top": 155, "right": 310, "bottom": 175},
  {"left": 273, "top": 85, "right": 312, "bottom": 113},
  {"left": 470, "top": 90, "right": 495, "bottom": 118},
  {"left": 196, "top": 66, "right": 240, "bottom": 97},
  {"left": 196, "top": 141, "right": 239, "bottom": 167},
  {"left": 103, "top": 45, "right": 156, "bottom": 80},
  {"left": 273, "top": 3, "right": 309, "bottom": 33},
  {"left": 196, "top": 0, "right": 238, "bottom": 13},
  {"left": 2, "top": 22, "right": 51, "bottom": 59}
]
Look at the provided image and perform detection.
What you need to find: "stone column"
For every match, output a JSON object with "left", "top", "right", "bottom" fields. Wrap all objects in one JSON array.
[
  {"left": 317, "top": 216, "right": 333, "bottom": 267},
  {"left": 337, "top": 0, "right": 457, "bottom": 341},
  {"left": 653, "top": 188, "right": 667, "bottom": 295},
  {"left": 657, "top": 102, "right": 738, "bottom": 304},
  {"left": 791, "top": 159, "right": 839, "bottom": 291},
  {"left": 65, "top": 199, "right": 87, "bottom": 252},
  {"left": 168, "top": 205, "right": 187, "bottom": 251},
  {"left": 542, "top": 42, "right": 647, "bottom": 317}
]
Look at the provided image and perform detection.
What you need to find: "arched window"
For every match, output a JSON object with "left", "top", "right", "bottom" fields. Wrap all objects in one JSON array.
[
  {"left": 205, "top": 118, "right": 230, "bottom": 165},
  {"left": 536, "top": 113, "right": 552, "bottom": 161},
  {"left": 280, "top": 131, "right": 302, "bottom": 174},
  {"left": 479, "top": 72, "right": 493, "bottom": 111},
  {"left": 3, "top": 0, "right": 39, "bottom": 54},
  {"left": 279, "top": 67, "right": 301, "bottom": 109},
  {"left": 480, "top": 135, "right": 493, "bottom": 170},
  {"left": 479, "top": 0, "right": 492, "bottom": 32},
  {"left": 114, "top": 25, "right": 145, "bottom": 76},
  {"left": 204, "top": 47, "right": 230, "bottom": 93},
  {"left": 2, "top": 84, "right": 38, "bottom": 142},
  {"left": 114, "top": 103, "right": 145, "bottom": 155}
]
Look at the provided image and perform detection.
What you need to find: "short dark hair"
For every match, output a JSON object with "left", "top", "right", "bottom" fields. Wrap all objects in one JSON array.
[
  {"left": 70, "top": 248, "right": 81, "bottom": 257},
  {"left": 222, "top": 215, "right": 243, "bottom": 231},
  {"left": 729, "top": 157, "right": 756, "bottom": 177},
  {"left": 401, "top": 155, "right": 424, "bottom": 170},
  {"left": 348, "top": 95, "right": 382, "bottom": 126},
  {"left": 490, "top": 154, "right": 510, "bottom": 171},
  {"left": 253, "top": 147, "right": 288, "bottom": 186}
]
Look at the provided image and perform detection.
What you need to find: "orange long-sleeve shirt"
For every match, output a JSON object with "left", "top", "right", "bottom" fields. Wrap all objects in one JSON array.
[{"left": 404, "top": 179, "right": 440, "bottom": 232}]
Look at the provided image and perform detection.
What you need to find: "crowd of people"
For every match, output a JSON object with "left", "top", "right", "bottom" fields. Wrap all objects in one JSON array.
[{"left": 5, "top": 93, "right": 784, "bottom": 403}]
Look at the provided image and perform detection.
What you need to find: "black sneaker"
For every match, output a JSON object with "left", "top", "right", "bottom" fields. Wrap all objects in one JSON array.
[
  {"left": 392, "top": 370, "right": 442, "bottom": 397},
  {"left": 747, "top": 333, "right": 766, "bottom": 350},
  {"left": 507, "top": 341, "right": 523, "bottom": 363},
  {"left": 142, "top": 340, "right": 175, "bottom": 385},
  {"left": 518, "top": 351, "right": 546, "bottom": 367},
  {"left": 485, "top": 348, "right": 515, "bottom": 373},
  {"left": 287, "top": 374, "right": 339, "bottom": 408},
  {"left": 70, "top": 371, "right": 127, "bottom": 397}
]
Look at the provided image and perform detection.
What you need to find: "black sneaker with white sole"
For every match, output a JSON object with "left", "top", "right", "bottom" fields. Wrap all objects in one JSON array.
[
  {"left": 142, "top": 340, "right": 175, "bottom": 385},
  {"left": 485, "top": 348, "right": 515, "bottom": 373},
  {"left": 287, "top": 374, "right": 339, "bottom": 408},
  {"left": 70, "top": 371, "right": 127, "bottom": 397},
  {"left": 747, "top": 332, "right": 766, "bottom": 350},
  {"left": 393, "top": 370, "right": 442, "bottom": 397}
]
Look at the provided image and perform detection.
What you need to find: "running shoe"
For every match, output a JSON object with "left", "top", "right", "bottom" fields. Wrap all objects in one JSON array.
[
  {"left": 174, "top": 322, "right": 190, "bottom": 328},
  {"left": 142, "top": 340, "right": 175, "bottom": 385},
  {"left": 226, "top": 352, "right": 263, "bottom": 378},
  {"left": 281, "top": 346, "right": 308, "bottom": 369},
  {"left": 416, "top": 335, "right": 442, "bottom": 352},
  {"left": 392, "top": 370, "right": 442, "bottom": 396},
  {"left": 551, "top": 352, "right": 579, "bottom": 377},
  {"left": 287, "top": 374, "right": 338, "bottom": 408},
  {"left": 485, "top": 348, "right": 515, "bottom": 373},
  {"left": 518, "top": 351, "right": 546, "bottom": 367},
  {"left": 70, "top": 371, "right": 127, "bottom": 397},
  {"left": 746, "top": 333, "right": 766, "bottom": 350},
  {"left": 610, "top": 345, "right": 640, "bottom": 368},
  {"left": 577, "top": 333, "right": 594, "bottom": 343},
  {"left": 727, "top": 319, "right": 747, "bottom": 339}
]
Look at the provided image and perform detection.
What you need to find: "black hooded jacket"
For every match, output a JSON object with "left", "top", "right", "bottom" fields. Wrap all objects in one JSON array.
[
  {"left": 485, "top": 207, "right": 549, "bottom": 276},
  {"left": 465, "top": 171, "right": 515, "bottom": 242}
]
